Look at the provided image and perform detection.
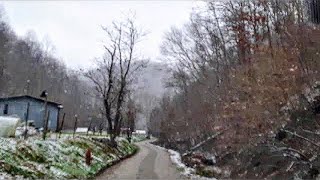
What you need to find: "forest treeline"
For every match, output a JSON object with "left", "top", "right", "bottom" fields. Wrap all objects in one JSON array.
[
  {"left": 0, "top": 9, "right": 99, "bottom": 128},
  {"left": 0, "top": 7, "right": 158, "bottom": 136},
  {"left": 150, "top": 0, "right": 320, "bottom": 153}
]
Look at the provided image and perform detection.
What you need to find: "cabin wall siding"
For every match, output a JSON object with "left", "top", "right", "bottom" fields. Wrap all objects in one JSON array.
[{"left": 0, "top": 97, "right": 59, "bottom": 130}]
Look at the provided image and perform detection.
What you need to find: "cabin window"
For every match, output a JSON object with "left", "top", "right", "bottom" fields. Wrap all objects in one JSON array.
[{"left": 3, "top": 104, "right": 8, "bottom": 115}]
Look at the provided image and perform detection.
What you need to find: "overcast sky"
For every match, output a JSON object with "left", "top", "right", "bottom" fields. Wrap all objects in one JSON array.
[{"left": 1, "top": 1, "right": 205, "bottom": 69}]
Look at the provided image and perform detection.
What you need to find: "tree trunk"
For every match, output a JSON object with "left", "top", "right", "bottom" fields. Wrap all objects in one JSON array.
[{"left": 110, "top": 133, "right": 117, "bottom": 147}]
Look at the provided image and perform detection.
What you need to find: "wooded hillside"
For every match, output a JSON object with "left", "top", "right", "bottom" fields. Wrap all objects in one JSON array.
[{"left": 151, "top": 0, "right": 320, "bottom": 178}]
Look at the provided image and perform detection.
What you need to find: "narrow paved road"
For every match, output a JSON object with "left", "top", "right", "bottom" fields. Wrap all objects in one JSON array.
[{"left": 97, "top": 140, "right": 183, "bottom": 179}]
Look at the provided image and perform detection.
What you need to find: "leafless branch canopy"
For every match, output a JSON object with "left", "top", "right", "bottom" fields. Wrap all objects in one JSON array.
[{"left": 84, "top": 16, "right": 146, "bottom": 143}]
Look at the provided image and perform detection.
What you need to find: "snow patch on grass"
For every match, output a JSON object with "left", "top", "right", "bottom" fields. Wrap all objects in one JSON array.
[
  {"left": 168, "top": 149, "right": 195, "bottom": 176},
  {"left": 152, "top": 142, "right": 217, "bottom": 180},
  {"left": 0, "top": 136, "right": 138, "bottom": 179}
]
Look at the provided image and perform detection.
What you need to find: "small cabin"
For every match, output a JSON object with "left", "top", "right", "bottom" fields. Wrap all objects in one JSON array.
[
  {"left": 133, "top": 130, "right": 147, "bottom": 135},
  {"left": 0, "top": 95, "right": 62, "bottom": 131},
  {"left": 76, "top": 127, "right": 88, "bottom": 134}
]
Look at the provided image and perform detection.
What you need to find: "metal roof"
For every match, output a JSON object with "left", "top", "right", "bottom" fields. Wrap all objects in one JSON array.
[{"left": 0, "top": 95, "right": 62, "bottom": 107}]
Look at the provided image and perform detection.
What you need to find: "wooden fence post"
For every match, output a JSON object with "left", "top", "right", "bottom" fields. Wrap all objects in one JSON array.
[
  {"left": 73, "top": 115, "right": 78, "bottom": 138},
  {"left": 58, "top": 113, "right": 66, "bottom": 139},
  {"left": 42, "top": 96, "right": 48, "bottom": 140},
  {"left": 24, "top": 102, "right": 30, "bottom": 140},
  {"left": 43, "top": 111, "right": 50, "bottom": 140},
  {"left": 87, "top": 117, "right": 93, "bottom": 136}
]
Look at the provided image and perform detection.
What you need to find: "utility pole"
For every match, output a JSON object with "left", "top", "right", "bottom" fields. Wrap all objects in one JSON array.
[
  {"left": 41, "top": 90, "right": 49, "bottom": 140},
  {"left": 24, "top": 102, "right": 30, "bottom": 140}
]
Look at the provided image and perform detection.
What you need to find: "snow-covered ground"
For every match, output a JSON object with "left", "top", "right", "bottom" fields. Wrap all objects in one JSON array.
[
  {"left": 0, "top": 136, "right": 137, "bottom": 179},
  {"left": 152, "top": 142, "right": 217, "bottom": 180}
]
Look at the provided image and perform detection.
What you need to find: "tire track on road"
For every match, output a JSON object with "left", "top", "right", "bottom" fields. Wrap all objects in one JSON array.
[{"left": 137, "top": 144, "right": 158, "bottom": 179}]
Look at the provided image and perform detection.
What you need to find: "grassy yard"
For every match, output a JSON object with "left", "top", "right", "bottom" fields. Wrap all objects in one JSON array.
[
  {"left": 0, "top": 136, "right": 138, "bottom": 179},
  {"left": 50, "top": 132, "right": 148, "bottom": 142}
]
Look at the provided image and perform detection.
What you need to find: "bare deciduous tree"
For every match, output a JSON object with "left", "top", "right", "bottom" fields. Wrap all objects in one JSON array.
[{"left": 85, "top": 17, "right": 145, "bottom": 146}]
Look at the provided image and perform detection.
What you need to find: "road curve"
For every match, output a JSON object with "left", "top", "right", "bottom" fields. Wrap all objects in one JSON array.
[{"left": 97, "top": 140, "right": 183, "bottom": 179}]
